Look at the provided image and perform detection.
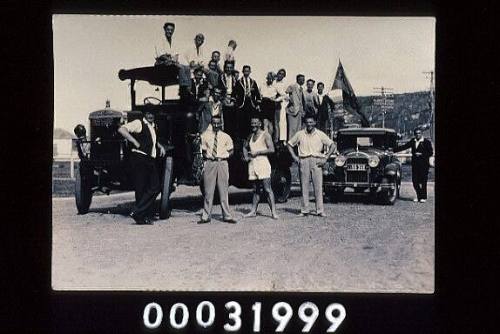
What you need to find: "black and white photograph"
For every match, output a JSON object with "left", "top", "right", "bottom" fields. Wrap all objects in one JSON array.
[{"left": 51, "top": 15, "right": 435, "bottom": 293}]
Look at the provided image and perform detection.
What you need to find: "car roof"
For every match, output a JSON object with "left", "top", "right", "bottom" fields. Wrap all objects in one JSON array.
[
  {"left": 338, "top": 127, "right": 397, "bottom": 136},
  {"left": 118, "top": 65, "right": 179, "bottom": 87}
]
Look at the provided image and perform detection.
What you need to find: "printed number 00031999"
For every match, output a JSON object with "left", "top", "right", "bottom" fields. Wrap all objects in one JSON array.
[{"left": 143, "top": 301, "right": 346, "bottom": 332}]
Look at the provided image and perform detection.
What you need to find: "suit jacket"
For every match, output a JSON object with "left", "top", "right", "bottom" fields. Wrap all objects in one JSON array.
[
  {"left": 317, "top": 94, "right": 334, "bottom": 122},
  {"left": 395, "top": 138, "right": 434, "bottom": 168},
  {"left": 285, "top": 83, "right": 305, "bottom": 117},
  {"left": 189, "top": 78, "right": 208, "bottom": 103},
  {"left": 233, "top": 77, "right": 261, "bottom": 109},
  {"left": 303, "top": 90, "right": 320, "bottom": 117},
  {"left": 218, "top": 72, "right": 237, "bottom": 97}
]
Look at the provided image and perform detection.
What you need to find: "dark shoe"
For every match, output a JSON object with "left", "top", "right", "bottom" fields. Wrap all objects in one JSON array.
[
  {"left": 137, "top": 217, "right": 154, "bottom": 225},
  {"left": 130, "top": 212, "right": 144, "bottom": 224},
  {"left": 197, "top": 219, "right": 211, "bottom": 224},
  {"left": 223, "top": 218, "right": 238, "bottom": 224},
  {"left": 147, "top": 214, "right": 160, "bottom": 221}
]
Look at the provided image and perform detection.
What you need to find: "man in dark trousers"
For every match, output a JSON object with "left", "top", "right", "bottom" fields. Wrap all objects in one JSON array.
[
  {"left": 395, "top": 127, "right": 434, "bottom": 203},
  {"left": 316, "top": 82, "right": 335, "bottom": 134},
  {"left": 218, "top": 60, "right": 237, "bottom": 136},
  {"left": 233, "top": 65, "right": 261, "bottom": 138},
  {"left": 118, "top": 111, "right": 166, "bottom": 224}
]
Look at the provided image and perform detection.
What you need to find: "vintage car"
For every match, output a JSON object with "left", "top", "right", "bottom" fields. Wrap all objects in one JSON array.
[
  {"left": 323, "top": 127, "right": 402, "bottom": 204},
  {"left": 73, "top": 64, "right": 292, "bottom": 219}
]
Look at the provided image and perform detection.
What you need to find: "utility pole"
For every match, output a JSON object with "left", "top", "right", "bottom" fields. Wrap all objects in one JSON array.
[
  {"left": 423, "top": 71, "right": 435, "bottom": 141},
  {"left": 373, "top": 86, "right": 394, "bottom": 128}
]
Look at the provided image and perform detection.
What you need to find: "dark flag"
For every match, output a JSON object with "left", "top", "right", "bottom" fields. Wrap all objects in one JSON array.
[{"left": 332, "top": 61, "right": 370, "bottom": 127}]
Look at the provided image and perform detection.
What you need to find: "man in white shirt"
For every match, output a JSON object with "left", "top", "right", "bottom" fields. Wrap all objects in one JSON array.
[
  {"left": 183, "top": 33, "right": 206, "bottom": 69},
  {"left": 260, "top": 71, "right": 280, "bottom": 138},
  {"left": 274, "top": 68, "right": 289, "bottom": 142},
  {"left": 118, "top": 111, "right": 166, "bottom": 225},
  {"left": 154, "top": 21, "right": 191, "bottom": 91},
  {"left": 155, "top": 22, "right": 179, "bottom": 65},
  {"left": 199, "top": 116, "right": 237, "bottom": 224},
  {"left": 287, "top": 115, "right": 336, "bottom": 217}
]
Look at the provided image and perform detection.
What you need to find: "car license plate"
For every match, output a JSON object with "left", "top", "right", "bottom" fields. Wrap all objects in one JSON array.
[{"left": 346, "top": 163, "right": 366, "bottom": 171}]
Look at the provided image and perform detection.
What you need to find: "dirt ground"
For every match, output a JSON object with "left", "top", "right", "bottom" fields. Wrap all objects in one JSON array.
[{"left": 52, "top": 182, "right": 434, "bottom": 293}]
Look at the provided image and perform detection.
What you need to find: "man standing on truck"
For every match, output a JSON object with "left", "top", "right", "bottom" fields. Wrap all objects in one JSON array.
[{"left": 118, "top": 111, "right": 166, "bottom": 225}]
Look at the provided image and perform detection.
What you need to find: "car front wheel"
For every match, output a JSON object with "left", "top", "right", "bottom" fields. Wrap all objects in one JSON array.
[
  {"left": 328, "top": 188, "right": 344, "bottom": 203},
  {"left": 379, "top": 177, "right": 398, "bottom": 205}
]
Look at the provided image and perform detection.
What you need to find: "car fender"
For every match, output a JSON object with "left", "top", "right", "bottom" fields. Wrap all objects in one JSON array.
[{"left": 384, "top": 162, "right": 399, "bottom": 177}]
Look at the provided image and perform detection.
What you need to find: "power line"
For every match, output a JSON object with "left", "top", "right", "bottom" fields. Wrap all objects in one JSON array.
[
  {"left": 423, "top": 71, "right": 434, "bottom": 140},
  {"left": 372, "top": 86, "right": 394, "bottom": 128}
]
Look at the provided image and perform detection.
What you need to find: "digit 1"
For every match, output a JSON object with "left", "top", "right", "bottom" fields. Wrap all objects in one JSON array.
[
  {"left": 252, "top": 302, "right": 262, "bottom": 332},
  {"left": 272, "top": 302, "right": 293, "bottom": 332},
  {"left": 143, "top": 302, "right": 163, "bottom": 329},
  {"left": 325, "top": 303, "right": 346, "bottom": 333},
  {"left": 298, "top": 302, "right": 319, "bottom": 332},
  {"left": 196, "top": 301, "right": 215, "bottom": 328},
  {"left": 169, "top": 303, "right": 189, "bottom": 330}
]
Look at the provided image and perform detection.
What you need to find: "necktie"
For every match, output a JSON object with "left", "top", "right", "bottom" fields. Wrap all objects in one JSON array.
[
  {"left": 212, "top": 131, "right": 218, "bottom": 158},
  {"left": 245, "top": 78, "right": 250, "bottom": 95},
  {"left": 300, "top": 86, "right": 306, "bottom": 109}
]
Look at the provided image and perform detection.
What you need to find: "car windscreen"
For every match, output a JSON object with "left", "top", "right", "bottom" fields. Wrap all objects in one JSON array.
[{"left": 337, "top": 134, "right": 389, "bottom": 151}]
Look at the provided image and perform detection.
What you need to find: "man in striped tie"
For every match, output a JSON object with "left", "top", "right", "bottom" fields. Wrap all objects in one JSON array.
[{"left": 199, "top": 116, "right": 238, "bottom": 224}]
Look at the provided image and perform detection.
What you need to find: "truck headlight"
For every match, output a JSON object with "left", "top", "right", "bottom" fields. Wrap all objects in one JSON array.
[
  {"left": 335, "top": 155, "right": 346, "bottom": 167},
  {"left": 368, "top": 155, "right": 380, "bottom": 167}
]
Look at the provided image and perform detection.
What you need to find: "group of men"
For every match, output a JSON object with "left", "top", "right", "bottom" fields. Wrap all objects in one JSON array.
[
  {"left": 154, "top": 22, "right": 342, "bottom": 143},
  {"left": 119, "top": 109, "right": 336, "bottom": 225},
  {"left": 116, "top": 21, "right": 433, "bottom": 225}
]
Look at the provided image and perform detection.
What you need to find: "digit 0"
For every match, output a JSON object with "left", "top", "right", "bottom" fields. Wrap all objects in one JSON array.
[
  {"left": 325, "top": 303, "right": 346, "bottom": 333},
  {"left": 169, "top": 303, "right": 189, "bottom": 329},
  {"left": 143, "top": 302, "right": 163, "bottom": 329},
  {"left": 196, "top": 301, "right": 215, "bottom": 328}
]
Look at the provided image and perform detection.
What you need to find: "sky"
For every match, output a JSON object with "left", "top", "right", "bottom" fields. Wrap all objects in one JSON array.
[{"left": 53, "top": 15, "right": 435, "bottom": 132}]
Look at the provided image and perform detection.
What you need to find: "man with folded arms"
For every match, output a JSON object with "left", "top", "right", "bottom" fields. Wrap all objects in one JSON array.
[
  {"left": 287, "top": 115, "right": 336, "bottom": 217},
  {"left": 199, "top": 116, "right": 238, "bottom": 224}
]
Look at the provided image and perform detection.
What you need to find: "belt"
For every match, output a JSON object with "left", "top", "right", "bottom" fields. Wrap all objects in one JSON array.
[
  {"left": 204, "top": 157, "right": 228, "bottom": 162},
  {"left": 299, "top": 155, "right": 323, "bottom": 159}
]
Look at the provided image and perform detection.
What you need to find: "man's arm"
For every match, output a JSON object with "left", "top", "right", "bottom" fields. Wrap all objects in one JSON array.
[
  {"left": 318, "top": 135, "right": 336, "bottom": 166},
  {"left": 287, "top": 143, "right": 300, "bottom": 163},
  {"left": 156, "top": 142, "right": 166, "bottom": 157},
  {"left": 394, "top": 140, "right": 412, "bottom": 153},
  {"left": 118, "top": 125, "right": 140, "bottom": 149},
  {"left": 287, "top": 133, "right": 300, "bottom": 163},
  {"left": 226, "top": 135, "right": 235, "bottom": 158},
  {"left": 250, "top": 132, "right": 275, "bottom": 157},
  {"left": 242, "top": 135, "right": 251, "bottom": 161},
  {"left": 426, "top": 139, "right": 434, "bottom": 158}
]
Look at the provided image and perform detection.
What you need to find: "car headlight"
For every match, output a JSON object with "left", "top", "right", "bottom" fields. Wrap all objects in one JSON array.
[
  {"left": 335, "top": 155, "right": 346, "bottom": 167},
  {"left": 368, "top": 155, "right": 380, "bottom": 167}
]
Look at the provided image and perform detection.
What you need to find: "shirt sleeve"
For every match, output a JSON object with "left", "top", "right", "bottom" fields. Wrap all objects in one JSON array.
[
  {"left": 225, "top": 133, "right": 234, "bottom": 151},
  {"left": 200, "top": 132, "right": 209, "bottom": 152},
  {"left": 320, "top": 131, "right": 334, "bottom": 146},
  {"left": 122, "top": 119, "right": 142, "bottom": 133},
  {"left": 288, "top": 132, "right": 300, "bottom": 147}
]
